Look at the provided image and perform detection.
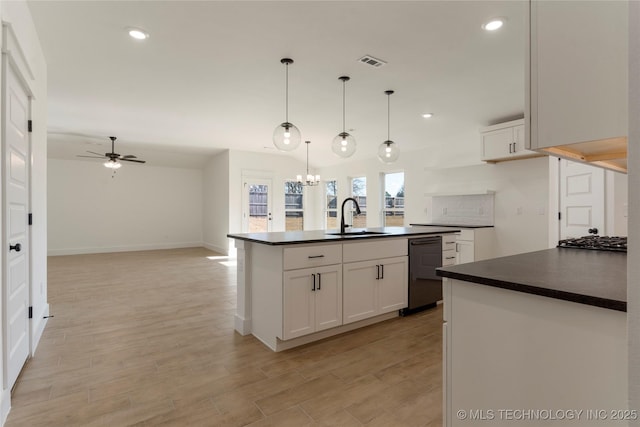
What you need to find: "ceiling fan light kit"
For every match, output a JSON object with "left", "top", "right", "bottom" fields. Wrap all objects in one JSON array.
[
  {"left": 378, "top": 90, "right": 400, "bottom": 164},
  {"left": 273, "top": 58, "right": 302, "bottom": 152},
  {"left": 76, "top": 136, "right": 147, "bottom": 169},
  {"left": 332, "top": 76, "right": 357, "bottom": 158}
]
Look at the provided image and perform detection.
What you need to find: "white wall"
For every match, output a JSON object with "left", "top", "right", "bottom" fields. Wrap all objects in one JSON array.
[
  {"left": 318, "top": 149, "right": 550, "bottom": 257},
  {"left": 203, "top": 150, "right": 229, "bottom": 254},
  {"left": 0, "top": 0, "right": 48, "bottom": 422},
  {"left": 47, "top": 159, "right": 203, "bottom": 255}
]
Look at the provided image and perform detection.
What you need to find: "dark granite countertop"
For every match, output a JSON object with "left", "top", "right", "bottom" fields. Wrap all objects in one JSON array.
[
  {"left": 227, "top": 226, "right": 460, "bottom": 246},
  {"left": 410, "top": 223, "right": 494, "bottom": 229},
  {"left": 437, "top": 248, "right": 627, "bottom": 312}
]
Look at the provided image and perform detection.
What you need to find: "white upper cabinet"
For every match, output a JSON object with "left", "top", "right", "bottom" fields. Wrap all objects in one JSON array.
[
  {"left": 527, "top": 0, "right": 628, "bottom": 173},
  {"left": 481, "top": 119, "right": 539, "bottom": 162}
]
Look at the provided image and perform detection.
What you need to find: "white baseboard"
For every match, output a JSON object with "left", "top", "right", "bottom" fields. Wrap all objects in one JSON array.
[
  {"left": 47, "top": 241, "right": 204, "bottom": 256},
  {"left": 1, "top": 387, "right": 10, "bottom": 426},
  {"left": 31, "top": 303, "right": 50, "bottom": 356},
  {"left": 203, "top": 242, "right": 229, "bottom": 256},
  {"left": 234, "top": 314, "right": 251, "bottom": 336}
]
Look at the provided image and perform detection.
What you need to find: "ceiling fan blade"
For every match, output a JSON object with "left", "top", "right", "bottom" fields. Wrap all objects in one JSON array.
[
  {"left": 121, "top": 155, "right": 137, "bottom": 159},
  {"left": 77, "top": 155, "right": 106, "bottom": 159},
  {"left": 86, "top": 150, "right": 106, "bottom": 156},
  {"left": 120, "top": 158, "right": 146, "bottom": 164}
]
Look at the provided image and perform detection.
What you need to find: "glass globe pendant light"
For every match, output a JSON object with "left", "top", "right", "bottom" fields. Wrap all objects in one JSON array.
[
  {"left": 273, "top": 58, "right": 301, "bottom": 151},
  {"left": 377, "top": 90, "right": 400, "bottom": 163},
  {"left": 332, "top": 76, "right": 356, "bottom": 158}
]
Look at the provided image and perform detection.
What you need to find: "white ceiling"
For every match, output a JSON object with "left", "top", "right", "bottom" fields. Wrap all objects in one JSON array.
[{"left": 28, "top": 0, "right": 526, "bottom": 169}]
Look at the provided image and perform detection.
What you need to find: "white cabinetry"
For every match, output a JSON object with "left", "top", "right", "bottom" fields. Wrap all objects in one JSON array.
[
  {"left": 283, "top": 264, "right": 342, "bottom": 340},
  {"left": 481, "top": 119, "right": 539, "bottom": 163},
  {"left": 343, "top": 239, "right": 408, "bottom": 324},
  {"left": 454, "top": 228, "right": 495, "bottom": 265},
  {"left": 443, "top": 278, "right": 627, "bottom": 427},
  {"left": 442, "top": 234, "right": 457, "bottom": 266},
  {"left": 281, "top": 244, "right": 342, "bottom": 340},
  {"left": 528, "top": 0, "right": 628, "bottom": 173}
]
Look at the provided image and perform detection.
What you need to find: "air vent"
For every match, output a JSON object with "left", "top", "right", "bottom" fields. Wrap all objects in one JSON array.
[{"left": 358, "top": 55, "right": 387, "bottom": 68}]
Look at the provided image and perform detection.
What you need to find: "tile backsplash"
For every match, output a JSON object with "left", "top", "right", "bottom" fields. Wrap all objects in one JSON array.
[{"left": 430, "top": 194, "right": 495, "bottom": 226}]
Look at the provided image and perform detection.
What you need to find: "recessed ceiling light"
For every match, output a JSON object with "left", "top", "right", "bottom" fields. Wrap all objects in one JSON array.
[
  {"left": 128, "top": 28, "right": 149, "bottom": 40},
  {"left": 482, "top": 18, "right": 506, "bottom": 31},
  {"left": 422, "top": 113, "right": 434, "bottom": 119}
]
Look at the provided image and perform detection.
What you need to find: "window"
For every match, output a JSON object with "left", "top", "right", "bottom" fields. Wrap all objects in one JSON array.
[
  {"left": 325, "top": 180, "right": 338, "bottom": 230},
  {"left": 382, "top": 172, "right": 405, "bottom": 226},
  {"left": 351, "top": 176, "right": 367, "bottom": 228},
  {"left": 284, "top": 181, "right": 304, "bottom": 231}
]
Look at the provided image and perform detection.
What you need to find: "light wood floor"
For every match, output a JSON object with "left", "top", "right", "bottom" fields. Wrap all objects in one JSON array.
[{"left": 5, "top": 247, "right": 443, "bottom": 426}]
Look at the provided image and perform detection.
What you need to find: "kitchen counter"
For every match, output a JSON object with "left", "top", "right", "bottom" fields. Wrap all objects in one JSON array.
[
  {"left": 227, "top": 226, "right": 460, "bottom": 245},
  {"left": 440, "top": 247, "right": 627, "bottom": 425},
  {"left": 437, "top": 247, "right": 626, "bottom": 311}
]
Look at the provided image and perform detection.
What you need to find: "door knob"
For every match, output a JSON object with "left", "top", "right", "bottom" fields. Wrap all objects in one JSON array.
[{"left": 9, "top": 243, "right": 21, "bottom": 252}]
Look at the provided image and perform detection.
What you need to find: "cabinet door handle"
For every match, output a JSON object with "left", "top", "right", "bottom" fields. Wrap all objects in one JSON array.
[
  {"left": 312, "top": 273, "right": 316, "bottom": 291},
  {"left": 376, "top": 264, "right": 380, "bottom": 280},
  {"left": 308, "top": 255, "right": 325, "bottom": 259},
  {"left": 445, "top": 256, "right": 456, "bottom": 260},
  {"left": 381, "top": 264, "right": 384, "bottom": 279}
]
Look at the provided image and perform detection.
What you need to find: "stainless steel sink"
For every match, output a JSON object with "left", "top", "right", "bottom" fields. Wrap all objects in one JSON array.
[{"left": 326, "top": 231, "right": 389, "bottom": 236}]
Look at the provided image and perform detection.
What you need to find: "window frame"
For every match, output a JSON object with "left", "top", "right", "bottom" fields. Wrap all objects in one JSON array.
[
  {"left": 284, "top": 180, "right": 305, "bottom": 231},
  {"left": 381, "top": 171, "right": 405, "bottom": 227}
]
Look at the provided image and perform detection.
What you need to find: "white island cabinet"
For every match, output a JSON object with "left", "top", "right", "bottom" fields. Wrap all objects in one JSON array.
[
  {"left": 229, "top": 226, "right": 459, "bottom": 352},
  {"left": 342, "top": 239, "right": 408, "bottom": 324}
]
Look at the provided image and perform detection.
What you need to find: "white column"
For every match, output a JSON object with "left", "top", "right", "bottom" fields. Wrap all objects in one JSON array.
[{"left": 233, "top": 239, "right": 252, "bottom": 335}]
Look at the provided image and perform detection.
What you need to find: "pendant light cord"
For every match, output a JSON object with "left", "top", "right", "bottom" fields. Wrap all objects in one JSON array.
[
  {"left": 342, "top": 79, "right": 346, "bottom": 133},
  {"left": 285, "top": 63, "right": 289, "bottom": 123},
  {"left": 387, "top": 93, "right": 391, "bottom": 141}
]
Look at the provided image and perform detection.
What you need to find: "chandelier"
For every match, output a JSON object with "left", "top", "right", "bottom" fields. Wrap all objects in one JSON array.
[{"left": 296, "top": 141, "right": 320, "bottom": 186}]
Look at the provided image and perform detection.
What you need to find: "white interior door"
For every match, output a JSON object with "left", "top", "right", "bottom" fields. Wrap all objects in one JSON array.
[
  {"left": 559, "top": 159, "right": 605, "bottom": 239},
  {"left": 242, "top": 178, "right": 272, "bottom": 233},
  {"left": 3, "top": 61, "right": 31, "bottom": 389}
]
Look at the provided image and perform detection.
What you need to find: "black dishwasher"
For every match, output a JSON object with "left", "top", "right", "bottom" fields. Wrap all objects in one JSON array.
[{"left": 402, "top": 236, "right": 442, "bottom": 315}]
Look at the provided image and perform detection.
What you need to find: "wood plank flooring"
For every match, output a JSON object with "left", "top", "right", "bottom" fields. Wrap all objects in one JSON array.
[{"left": 5, "top": 248, "right": 443, "bottom": 426}]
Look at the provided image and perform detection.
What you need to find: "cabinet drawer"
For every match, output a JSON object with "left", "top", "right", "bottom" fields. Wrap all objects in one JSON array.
[
  {"left": 443, "top": 234, "right": 456, "bottom": 251},
  {"left": 343, "top": 238, "right": 407, "bottom": 263},
  {"left": 283, "top": 244, "right": 342, "bottom": 270},
  {"left": 442, "top": 249, "right": 457, "bottom": 266}
]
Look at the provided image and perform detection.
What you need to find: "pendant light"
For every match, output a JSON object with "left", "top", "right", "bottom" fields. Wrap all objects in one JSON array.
[
  {"left": 296, "top": 141, "right": 320, "bottom": 186},
  {"left": 332, "top": 76, "right": 356, "bottom": 158},
  {"left": 273, "top": 58, "right": 301, "bottom": 151},
  {"left": 377, "top": 90, "right": 400, "bottom": 163}
]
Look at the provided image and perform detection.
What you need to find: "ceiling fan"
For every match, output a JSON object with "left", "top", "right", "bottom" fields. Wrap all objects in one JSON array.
[{"left": 77, "top": 136, "right": 146, "bottom": 169}]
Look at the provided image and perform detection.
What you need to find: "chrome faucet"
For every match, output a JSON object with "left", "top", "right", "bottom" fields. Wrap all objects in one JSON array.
[{"left": 340, "top": 197, "right": 362, "bottom": 234}]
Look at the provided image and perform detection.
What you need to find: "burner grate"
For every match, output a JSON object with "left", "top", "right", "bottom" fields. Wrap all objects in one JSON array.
[{"left": 558, "top": 236, "right": 627, "bottom": 252}]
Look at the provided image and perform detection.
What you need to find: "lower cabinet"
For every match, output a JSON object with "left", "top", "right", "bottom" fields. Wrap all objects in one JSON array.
[
  {"left": 343, "top": 256, "right": 408, "bottom": 324},
  {"left": 282, "top": 264, "right": 342, "bottom": 340}
]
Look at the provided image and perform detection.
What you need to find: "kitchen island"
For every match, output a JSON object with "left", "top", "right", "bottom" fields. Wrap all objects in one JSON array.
[
  {"left": 227, "top": 226, "right": 459, "bottom": 351},
  {"left": 437, "top": 248, "right": 627, "bottom": 426}
]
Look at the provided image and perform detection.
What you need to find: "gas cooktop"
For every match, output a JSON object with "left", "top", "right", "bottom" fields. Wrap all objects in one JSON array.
[{"left": 557, "top": 236, "right": 627, "bottom": 252}]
